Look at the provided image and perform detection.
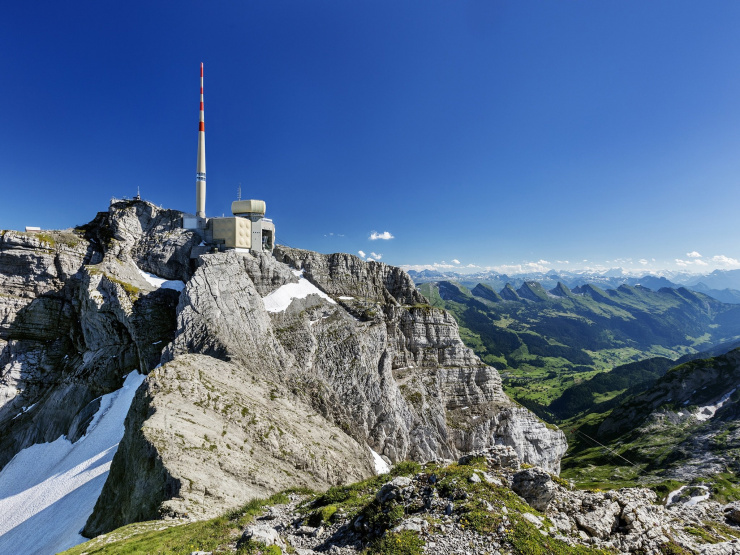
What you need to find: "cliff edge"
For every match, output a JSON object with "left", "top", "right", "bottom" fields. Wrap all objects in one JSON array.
[{"left": 0, "top": 199, "right": 566, "bottom": 539}]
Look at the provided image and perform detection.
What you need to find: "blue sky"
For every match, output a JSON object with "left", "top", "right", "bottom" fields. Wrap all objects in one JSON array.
[{"left": 3, "top": 1, "right": 740, "bottom": 274}]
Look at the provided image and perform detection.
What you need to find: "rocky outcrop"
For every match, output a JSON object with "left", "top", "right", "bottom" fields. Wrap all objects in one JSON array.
[
  {"left": 1, "top": 199, "right": 567, "bottom": 540},
  {"left": 87, "top": 243, "right": 565, "bottom": 534},
  {"left": 83, "top": 353, "right": 374, "bottom": 536},
  {"left": 104, "top": 199, "right": 200, "bottom": 282},
  {"left": 511, "top": 467, "right": 556, "bottom": 511},
  {"left": 184, "top": 449, "right": 740, "bottom": 555},
  {"left": 161, "top": 251, "right": 293, "bottom": 371},
  {"left": 273, "top": 247, "right": 424, "bottom": 307},
  {"left": 0, "top": 200, "right": 192, "bottom": 470}
]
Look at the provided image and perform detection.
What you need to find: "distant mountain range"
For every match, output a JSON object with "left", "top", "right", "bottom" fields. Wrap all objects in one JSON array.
[
  {"left": 408, "top": 268, "right": 740, "bottom": 304},
  {"left": 418, "top": 279, "right": 740, "bottom": 417}
]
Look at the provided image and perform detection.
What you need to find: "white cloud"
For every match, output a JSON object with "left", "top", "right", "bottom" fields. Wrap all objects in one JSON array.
[
  {"left": 491, "top": 260, "right": 552, "bottom": 274},
  {"left": 711, "top": 255, "right": 740, "bottom": 268},
  {"left": 452, "top": 259, "right": 460, "bottom": 264},
  {"left": 358, "top": 250, "right": 366, "bottom": 258},
  {"left": 401, "top": 261, "right": 465, "bottom": 272},
  {"left": 676, "top": 256, "right": 716, "bottom": 268},
  {"left": 639, "top": 259, "right": 648, "bottom": 265},
  {"left": 687, "top": 251, "right": 702, "bottom": 258},
  {"left": 369, "top": 231, "right": 394, "bottom": 241},
  {"left": 370, "top": 252, "right": 382, "bottom": 260}
]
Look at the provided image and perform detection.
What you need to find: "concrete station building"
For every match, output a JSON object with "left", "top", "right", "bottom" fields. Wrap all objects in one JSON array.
[{"left": 183, "top": 63, "right": 275, "bottom": 254}]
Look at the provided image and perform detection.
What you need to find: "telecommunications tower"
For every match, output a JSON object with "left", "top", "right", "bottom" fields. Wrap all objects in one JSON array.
[{"left": 196, "top": 62, "right": 206, "bottom": 218}]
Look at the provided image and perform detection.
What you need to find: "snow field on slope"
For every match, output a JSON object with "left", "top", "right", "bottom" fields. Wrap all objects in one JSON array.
[
  {"left": 695, "top": 388, "right": 737, "bottom": 421},
  {"left": 137, "top": 268, "right": 186, "bottom": 291},
  {"left": 0, "top": 371, "right": 146, "bottom": 555},
  {"left": 370, "top": 448, "right": 390, "bottom": 475},
  {"left": 666, "top": 485, "right": 710, "bottom": 507},
  {"left": 262, "top": 270, "right": 336, "bottom": 313}
]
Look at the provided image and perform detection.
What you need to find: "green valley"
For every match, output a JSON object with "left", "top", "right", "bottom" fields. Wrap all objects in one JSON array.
[
  {"left": 417, "top": 280, "right": 740, "bottom": 420},
  {"left": 418, "top": 278, "right": 740, "bottom": 493}
]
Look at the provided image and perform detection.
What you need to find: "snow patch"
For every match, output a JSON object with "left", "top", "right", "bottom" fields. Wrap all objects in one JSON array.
[
  {"left": 666, "top": 485, "right": 710, "bottom": 507},
  {"left": 262, "top": 276, "right": 336, "bottom": 313},
  {"left": 137, "top": 268, "right": 185, "bottom": 292},
  {"left": 695, "top": 388, "right": 736, "bottom": 421},
  {"left": 0, "top": 371, "right": 146, "bottom": 554},
  {"left": 370, "top": 448, "right": 390, "bottom": 475},
  {"left": 11, "top": 403, "right": 36, "bottom": 420},
  {"left": 338, "top": 296, "right": 354, "bottom": 301}
]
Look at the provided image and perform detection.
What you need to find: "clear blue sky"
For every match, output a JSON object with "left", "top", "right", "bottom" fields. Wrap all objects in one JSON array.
[{"left": 3, "top": 1, "right": 740, "bottom": 274}]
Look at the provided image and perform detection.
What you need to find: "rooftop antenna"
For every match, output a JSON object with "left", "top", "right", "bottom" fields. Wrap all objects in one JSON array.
[
  {"left": 237, "top": 183, "right": 242, "bottom": 201},
  {"left": 135, "top": 186, "right": 141, "bottom": 201}
]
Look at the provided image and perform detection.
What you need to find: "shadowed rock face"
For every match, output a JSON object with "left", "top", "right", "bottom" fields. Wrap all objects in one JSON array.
[
  {"left": 0, "top": 200, "right": 567, "bottom": 539},
  {"left": 0, "top": 200, "right": 187, "bottom": 469}
]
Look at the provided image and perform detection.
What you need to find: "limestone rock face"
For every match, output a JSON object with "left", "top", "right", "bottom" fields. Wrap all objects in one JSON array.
[
  {"left": 0, "top": 199, "right": 568, "bottom": 540},
  {"left": 83, "top": 354, "right": 373, "bottom": 536},
  {"left": 273, "top": 246, "right": 424, "bottom": 306},
  {"left": 0, "top": 200, "right": 184, "bottom": 469},
  {"left": 161, "top": 251, "right": 292, "bottom": 371},
  {"left": 105, "top": 199, "right": 200, "bottom": 282},
  {"left": 86, "top": 246, "right": 565, "bottom": 533}
]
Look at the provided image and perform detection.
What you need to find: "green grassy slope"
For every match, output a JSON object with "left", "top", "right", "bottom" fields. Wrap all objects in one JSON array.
[
  {"left": 561, "top": 348, "right": 740, "bottom": 495},
  {"left": 417, "top": 280, "right": 740, "bottom": 418}
]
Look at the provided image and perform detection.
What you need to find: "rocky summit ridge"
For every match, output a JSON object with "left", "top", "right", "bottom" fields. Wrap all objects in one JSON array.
[
  {"left": 65, "top": 446, "right": 740, "bottom": 555},
  {"left": 0, "top": 199, "right": 565, "bottom": 541}
]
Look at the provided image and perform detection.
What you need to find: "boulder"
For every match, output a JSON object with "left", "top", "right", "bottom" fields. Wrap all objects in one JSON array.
[
  {"left": 575, "top": 500, "right": 620, "bottom": 539},
  {"left": 724, "top": 501, "right": 740, "bottom": 524},
  {"left": 376, "top": 476, "right": 414, "bottom": 503},
  {"left": 239, "top": 524, "right": 286, "bottom": 550},
  {"left": 511, "top": 467, "right": 556, "bottom": 511}
]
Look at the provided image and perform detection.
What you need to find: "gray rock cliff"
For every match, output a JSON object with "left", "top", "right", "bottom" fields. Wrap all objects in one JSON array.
[
  {"left": 0, "top": 200, "right": 191, "bottom": 469},
  {"left": 0, "top": 199, "right": 566, "bottom": 539}
]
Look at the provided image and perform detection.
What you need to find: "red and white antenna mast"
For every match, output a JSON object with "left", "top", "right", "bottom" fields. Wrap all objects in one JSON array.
[{"left": 196, "top": 62, "right": 206, "bottom": 218}]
